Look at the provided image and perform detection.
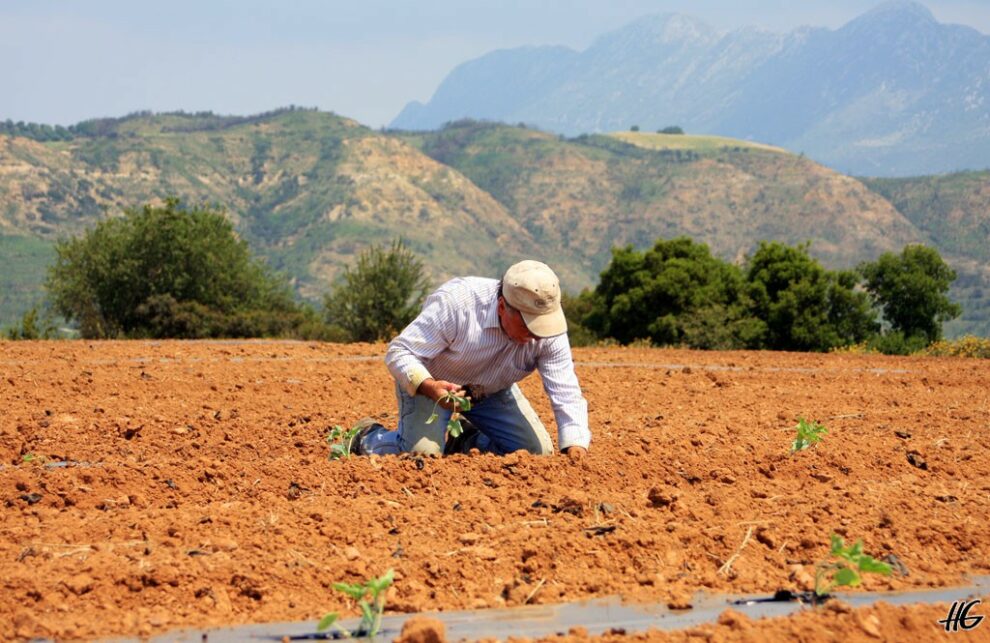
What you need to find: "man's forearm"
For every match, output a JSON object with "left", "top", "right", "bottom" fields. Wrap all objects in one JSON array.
[{"left": 385, "top": 341, "right": 434, "bottom": 396}]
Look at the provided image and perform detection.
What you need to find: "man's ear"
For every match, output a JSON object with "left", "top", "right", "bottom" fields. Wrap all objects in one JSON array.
[{"left": 496, "top": 296, "right": 505, "bottom": 314}]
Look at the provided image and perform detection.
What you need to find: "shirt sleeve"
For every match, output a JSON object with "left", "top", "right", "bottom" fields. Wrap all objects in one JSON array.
[
  {"left": 537, "top": 334, "right": 591, "bottom": 451},
  {"left": 385, "top": 289, "right": 460, "bottom": 396}
]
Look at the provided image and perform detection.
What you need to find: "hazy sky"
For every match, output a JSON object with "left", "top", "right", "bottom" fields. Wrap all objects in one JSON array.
[{"left": 3, "top": 0, "right": 989, "bottom": 128}]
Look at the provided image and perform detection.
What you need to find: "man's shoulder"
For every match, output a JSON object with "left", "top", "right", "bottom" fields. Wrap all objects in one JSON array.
[{"left": 434, "top": 276, "right": 499, "bottom": 303}]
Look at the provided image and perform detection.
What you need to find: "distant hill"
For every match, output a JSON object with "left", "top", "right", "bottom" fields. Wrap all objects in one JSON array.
[
  {"left": 863, "top": 171, "right": 990, "bottom": 336},
  {"left": 391, "top": 1, "right": 990, "bottom": 177},
  {"left": 398, "top": 122, "right": 922, "bottom": 280},
  {"left": 0, "top": 109, "right": 542, "bottom": 326},
  {"left": 0, "top": 111, "right": 987, "bottom": 337}
]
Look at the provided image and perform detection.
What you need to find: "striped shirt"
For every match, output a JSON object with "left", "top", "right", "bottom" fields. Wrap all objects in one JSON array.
[{"left": 385, "top": 277, "right": 591, "bottom": 450}]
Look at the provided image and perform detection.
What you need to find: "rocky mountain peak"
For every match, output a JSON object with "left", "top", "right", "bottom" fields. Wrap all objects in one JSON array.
[
  {"left": 591, "top": 12, "right": 718, "bottom": 49},
  {"left": 844, "top": 0, "right": 937, "bottom": 32}
]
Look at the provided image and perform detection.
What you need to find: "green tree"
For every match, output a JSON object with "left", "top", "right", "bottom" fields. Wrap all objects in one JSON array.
[
  {"left": 561, "top": 290, "right": 601, "bottom": 347},
  {"left": 46, "top": 198, "right": 300, "bottom": 338},
  {"left": 584, "top": 237, "right": 763, "bottom": 348},
  {"left": 860, "top": 244, "right": 961, "bottom": 344},
  {"left": 745, "top": 241, "right": 877, "bottom": 351},
  {"left": 324, "top": 239, "right": 430, "bottom": 342}
]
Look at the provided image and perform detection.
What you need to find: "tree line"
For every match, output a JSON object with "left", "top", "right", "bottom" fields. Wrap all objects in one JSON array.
[
  {"left": 5, "top": 199, "right": 962, "bottom": 354},
  {"left": 565, "top": 237, "right": 959, "bottom": 354}
]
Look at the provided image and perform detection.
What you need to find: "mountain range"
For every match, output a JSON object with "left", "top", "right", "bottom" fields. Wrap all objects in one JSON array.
[
  {"left": 1, "top": 109, "right": 987, "bottom": 337},
  {"left": 391, "top": 1, "right": 990, "bottom": 177}
]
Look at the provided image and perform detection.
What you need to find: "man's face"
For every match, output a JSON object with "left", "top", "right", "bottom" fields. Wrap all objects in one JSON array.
[{"left": 498, "top": 296, "right": 537, "bottom": 344}]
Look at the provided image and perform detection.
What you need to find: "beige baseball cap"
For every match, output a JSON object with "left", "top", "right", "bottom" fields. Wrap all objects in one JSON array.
[{"left": 502, "top": 260, "right": 567, "bottom": 338}]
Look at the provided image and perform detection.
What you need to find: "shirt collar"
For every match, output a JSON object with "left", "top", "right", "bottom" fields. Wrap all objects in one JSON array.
[{"left": 482, "top": 293, "right": 501, "bottom": 329}]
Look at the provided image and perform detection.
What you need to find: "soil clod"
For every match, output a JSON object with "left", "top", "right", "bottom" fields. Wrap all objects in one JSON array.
[
  {"left": 648, "top": 487, "right": 677, "bottom": 509},
  {"left": 286, "top": 481, "right": 308, "bottom": 500},
  {"left": 906, "top": 451, "right": 928, "bottom": 470}
]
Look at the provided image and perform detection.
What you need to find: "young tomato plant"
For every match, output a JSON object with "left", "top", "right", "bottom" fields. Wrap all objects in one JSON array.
[
  {"left": 425, "top": 391, "right": 472, "bottom": 438},
  {"left": 791, "top": 417, "right": 828, "bottom": 453},
  {"left": 318, "top": 568, "right": 394, "bottom": 638},
  {"left": 814, "top": 534, "right": 891, "bottom": 598},
  {"left": 326, "top": 424, "right": 362, "bottom": 461}
]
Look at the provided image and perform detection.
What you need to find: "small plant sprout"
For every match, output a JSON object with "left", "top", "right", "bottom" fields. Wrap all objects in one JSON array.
[
  {"left": 425, "top": 391, "right": 472, "bottom": 438},
  {"left": 814, "top": 534, "right": 891, "bottom": 598},
  {"left": 326, "top": 424, "right": 362, "bottom": 461},
  {"left": 791, "top": 417, "right": 828, "bottom": 453},
  {"left": 318, "top": 568, "right": 395, "bottom": 638}
]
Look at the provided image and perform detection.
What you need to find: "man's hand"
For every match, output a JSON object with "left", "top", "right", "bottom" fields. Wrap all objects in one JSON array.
[
  {"left": 417, "top": 378, "right": 465, "bottom": 409},
  {"left": 563, "top": 446, "right": 587, "bottom": 461}
]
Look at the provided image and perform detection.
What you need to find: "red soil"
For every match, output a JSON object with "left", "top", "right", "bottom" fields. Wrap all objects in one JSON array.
[{"left": 1, "top": 341, "right": 988, "bottom": 640}]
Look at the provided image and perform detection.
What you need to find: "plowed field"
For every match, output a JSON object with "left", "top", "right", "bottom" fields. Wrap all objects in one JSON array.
[{"left": 1, "top": 341, "right": 988, "bottom": 641}]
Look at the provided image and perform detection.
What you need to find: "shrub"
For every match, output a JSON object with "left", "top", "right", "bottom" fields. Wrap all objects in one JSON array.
[
  {"left": 866, "top": 331, "right": 929, "bottom": 356},
  {"left": 324, "top": 239, "right": 430, "bottom": 342},
  {"left": 921, "top": 336, "right": 990, "bottom": 358},
  {"left": 46, "top": 198, "right": 299, "bottom": 338}
]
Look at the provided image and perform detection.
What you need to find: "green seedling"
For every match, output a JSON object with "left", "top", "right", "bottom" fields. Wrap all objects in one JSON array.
[
  {"left": 791, "top": 417, "right": 828, "bottom": 453},
  {"left": 326, "top": 424, "right": 362, "bottom": 461},
  {"left": 318, "top": 568, "right": 394, "bottom": 639},
  {"left": 425, "top": 391, "right": 472, "bottom": 438},
  {"left": 22, "top": 453, "right": 48, "bottom": 465},
  {"left": 814, "top": 534, "right": 891, "bottom": 598}
]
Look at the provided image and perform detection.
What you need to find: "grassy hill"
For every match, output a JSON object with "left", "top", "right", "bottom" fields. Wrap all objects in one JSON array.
[
  {"left": 0, "top": 110, "right": 540, "bottom": 315},
  {"left": 1, "top": 111, "right": 987, "bottom": 337},
  {"left": 609, "top": 131, "right": 788, "bottom": 155},
  {"left": 400, "top": 120, "right": 923, "bottom": 282}
]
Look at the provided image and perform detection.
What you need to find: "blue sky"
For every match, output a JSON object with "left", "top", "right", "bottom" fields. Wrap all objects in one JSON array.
[{"left": 3, "top": 0, "right": 988, "bottom": 128}]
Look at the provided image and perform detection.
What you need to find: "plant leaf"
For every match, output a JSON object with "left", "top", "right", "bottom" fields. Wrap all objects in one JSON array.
[
  {"left": 830, "top": 533, "right": 845, "bottom": 555},
  {"left": 447, "top": 419, "right": 463, "bottom": 438},
  {"left": 857, "top": 557, "right": 892, "bottom": 575},
  {"left": 332, "top": 581, "right": 366, "bottom": 600},
  {"left": 849, "top": 539, "right": 864, "bottom": 558},
  {"left": 368, "top": 568, "right": 394, "bottom": 593},
  {"left": 317, "top": 612, "right": 339, "bottom": 631},
  {"left": 426, "top": 412, "right": 438, "bottom": 425},
  {"left": 833, "top": 567, "right": 860, "bottom": 588}
]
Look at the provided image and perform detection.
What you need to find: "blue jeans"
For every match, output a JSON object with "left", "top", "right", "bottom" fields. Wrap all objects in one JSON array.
[{"left": 361, "top": 383, "right": 554, "bottom": 456}]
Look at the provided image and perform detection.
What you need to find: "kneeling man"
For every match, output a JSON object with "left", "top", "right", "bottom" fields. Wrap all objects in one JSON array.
[{"left": 356, "top": 260, "right": 590, "bottom": 459}]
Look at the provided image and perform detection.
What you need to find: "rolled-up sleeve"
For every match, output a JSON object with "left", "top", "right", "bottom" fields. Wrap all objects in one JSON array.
[
  {"left": 537, "top": 334, "right": 591, "bottom": 451},
  {"left": 385, "top": 291, "right": 458, "bottom": 396}
]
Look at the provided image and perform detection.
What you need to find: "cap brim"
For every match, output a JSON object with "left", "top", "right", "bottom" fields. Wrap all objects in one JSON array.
[{"left": 521, "top": 307, "right": 567, "bottom": 338}]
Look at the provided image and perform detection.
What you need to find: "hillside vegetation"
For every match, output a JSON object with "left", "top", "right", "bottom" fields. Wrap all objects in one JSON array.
[
  {"left": 0, "top": 110, "right": 539, "bottom": 327},
  {"left": 1, "top": 111, "right": 987, "bottom": 336},
  {"left": 400, "top": 120, "right": 922, "bottom": 283},
  {"left": 863, "top": 171, "right": 990, "bottom": 336}
]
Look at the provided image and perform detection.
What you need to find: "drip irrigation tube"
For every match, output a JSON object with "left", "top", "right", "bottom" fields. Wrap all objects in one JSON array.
[{"left": 94, "top": 576, "right": 990, "bottom": 642}]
